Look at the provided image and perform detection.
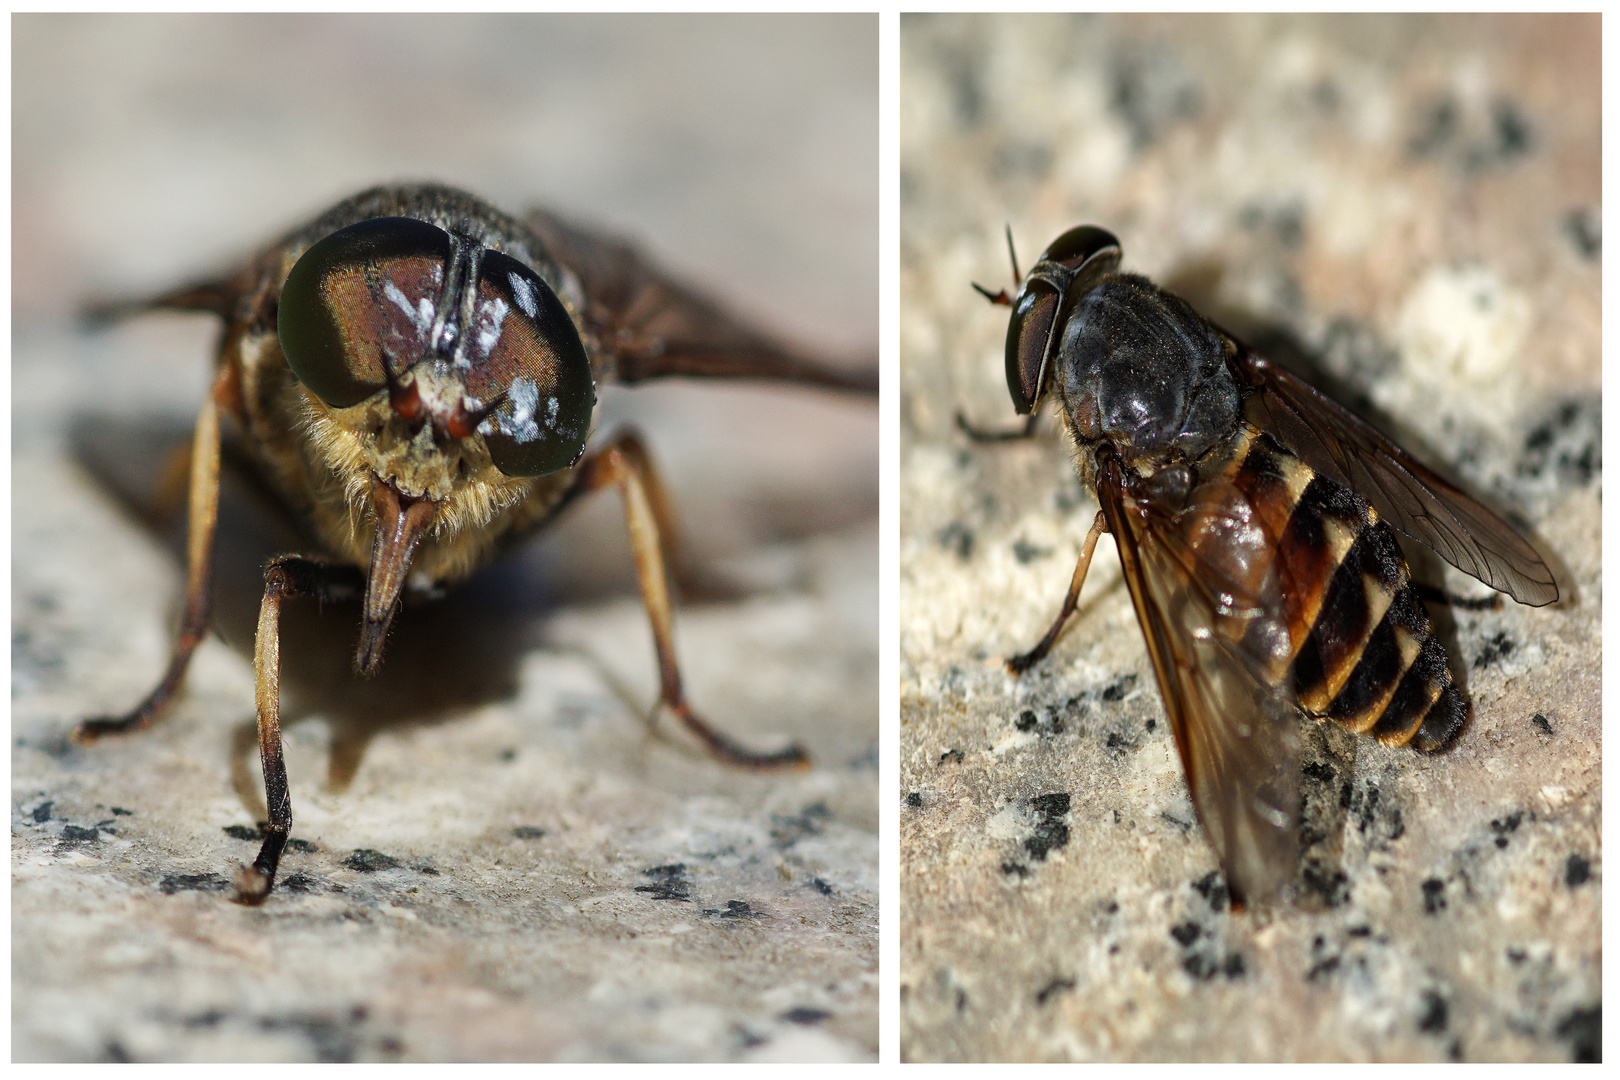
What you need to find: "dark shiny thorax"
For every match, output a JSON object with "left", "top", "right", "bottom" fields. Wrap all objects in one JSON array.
[{"left": 1054, "top": 274, "right": 1240, "bottom": 473}]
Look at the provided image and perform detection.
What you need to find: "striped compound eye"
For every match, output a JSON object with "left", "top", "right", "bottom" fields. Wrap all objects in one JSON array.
[
  {"left": 277, "top": 217, "right": 448, "bottom": 408},
  {"left": 277, "top": 217, "right": 595, "bottom": 477},
  {"left": 464, "top": 249, "right": 595, "bottom": 477}
]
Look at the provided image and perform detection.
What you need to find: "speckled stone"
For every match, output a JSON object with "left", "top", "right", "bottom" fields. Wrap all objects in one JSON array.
[
  {"left": 13, "top": 14, "right": 876, "bottom": 1063},
  {"left": 901, "top": 13, "right": 1598, "bottom": 1063}
]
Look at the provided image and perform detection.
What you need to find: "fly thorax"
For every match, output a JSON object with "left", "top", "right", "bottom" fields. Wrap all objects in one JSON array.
[{"left": 1057, "top": 275, "right": 1240, "bottom": 473}]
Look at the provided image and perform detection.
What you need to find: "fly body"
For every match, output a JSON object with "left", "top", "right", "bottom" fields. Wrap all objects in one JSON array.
[
  {"left": 972, "top": 225, "right": 1556, "bottom": 907},
  {"left": 76, "top": 183, "right": 875, "bottom": 903}
]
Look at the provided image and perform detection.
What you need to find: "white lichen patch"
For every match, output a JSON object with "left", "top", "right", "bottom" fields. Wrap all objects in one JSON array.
[{"left": 1396, "top": 265, "right": 1533, "bottom": 386}]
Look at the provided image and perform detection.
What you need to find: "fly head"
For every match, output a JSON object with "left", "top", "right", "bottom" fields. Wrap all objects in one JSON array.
[{"left": 277, "top": 216, "right": 597, "bottom": 500}]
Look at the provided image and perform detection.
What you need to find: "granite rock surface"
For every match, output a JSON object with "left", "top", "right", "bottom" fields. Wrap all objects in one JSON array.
[
  {"left": 13, "top": 14, "right": 877, "bottom": 1063},
  {"left": 900, "top": 13, "right": 1599, "bottom": 1063}
]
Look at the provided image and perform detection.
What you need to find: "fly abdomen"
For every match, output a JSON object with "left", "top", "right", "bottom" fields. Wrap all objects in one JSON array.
[{"left": 1226, "top": 432, "right": 1467, "bottom": 752}]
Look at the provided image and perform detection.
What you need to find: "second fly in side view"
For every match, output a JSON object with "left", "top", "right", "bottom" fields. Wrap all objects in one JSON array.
[{"left": 970, "top": 225, "right": 1557, "bottom": 908}]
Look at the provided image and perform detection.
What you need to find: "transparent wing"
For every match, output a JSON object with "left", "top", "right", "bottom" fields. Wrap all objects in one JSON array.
[
  {"left": 1098, "top": 455, "right": 1301, "bottom": 908},
  {"left": 523, "top": 207, "right": 876, "bottom": 394},
  {"left": 1237, "top": 348, "right": 1557, "bottom": 606}
]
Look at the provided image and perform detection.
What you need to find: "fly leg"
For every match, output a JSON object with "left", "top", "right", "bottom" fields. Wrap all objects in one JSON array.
[
  {"left": 569, "top": 430, "right": 810, "bottom": 770},
  {"left": 74, "top": 366, "right": 229, "bottom": 742},
  {"left": 1008, "top": 511, "right": 1108, "bottom": 674},
  {"left": 956, "top": 410, "right": 1040, "bottom": 442},
  {"left": 234, "top": 556, "right": 365, "bottom": 904}
]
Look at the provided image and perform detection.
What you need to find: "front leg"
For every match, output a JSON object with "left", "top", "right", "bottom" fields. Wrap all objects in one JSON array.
[
  {"left": 234, "top": 556, "right": 365, "bottom": 904},
  {"left": 74, "top": 365, "right": 229, "bottom": 742},
  {"left": 1008, "top": 511, "right": 1108, "bottom": 674},
  {"left": 569, "top": 430, "right": 810, "bottom": 770}
]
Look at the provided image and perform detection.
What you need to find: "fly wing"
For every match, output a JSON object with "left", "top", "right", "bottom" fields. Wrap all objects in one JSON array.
[
  {"left": 523, "top": 207, "right": 876, "bottom": 394},
  {"left": 1237, "top": 348, "right": 1557, "bottom": 606},
  {"left": 1097, "top": 455, "right": 1301, "bottom": 908}
]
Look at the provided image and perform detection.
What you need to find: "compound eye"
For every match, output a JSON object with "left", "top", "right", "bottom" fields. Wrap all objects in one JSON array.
[
  {"left": 462, "top": 249, "right": 595, "bottom": 477},
  {"left": 1005, "top": 281, "right": 1060, "bottom": 414},
  {"left": 278, "top": 217, "right": 450, "bottom": 408},
  {"left": 1041, "top": 225, "right": 1122, "bottom": 271}
]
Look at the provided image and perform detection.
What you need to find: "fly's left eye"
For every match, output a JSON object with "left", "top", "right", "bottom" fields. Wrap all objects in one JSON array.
[
  {"left": 1005, "top": 281, "right": 1060, "bottom": 414},
  {"left": 460, "top": 250, "right": 595, "bottom": 477},
  {"left": 278, "top": 217, "right": 450, "bottom": 407}
]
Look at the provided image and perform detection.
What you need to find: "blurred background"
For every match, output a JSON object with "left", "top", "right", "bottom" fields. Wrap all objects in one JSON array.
[{"left": 14, "top": 14, "right": 877, "bottom": 1062}]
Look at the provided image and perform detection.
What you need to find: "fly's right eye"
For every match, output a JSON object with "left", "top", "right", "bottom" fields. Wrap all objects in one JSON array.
[
  {"left": 1005, "top": 281, "right": 1060, "bottom": 415},
  {"left": 278, "top": 217, "right": 451, "bottom": 408}
]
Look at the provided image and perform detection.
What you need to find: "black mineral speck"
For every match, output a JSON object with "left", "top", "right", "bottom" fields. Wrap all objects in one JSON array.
[
  {"left": 1002, "top": 861, "right": 1030, "bottom": 879},
  {"left": 1300, "top": 861, "right": 1350, "bottom": 907},
  {"left": 1036, "top": 976, "right": 1076, "bottom": 1005},
  {"left": 343, "top": 849, "right": 402, "bottom": 872},
  {"left": 1170, "top": 922, "right": 1201, "bottom": 947},
  {"left": 781, "top": 1007, "right": 831, "bottom": 1026},
  {"left": 1191, "top": 871, "right": 1228, "bottom": 912},
  {"left": 1025, "top": 816, "right": 1070, "bottom": 862},
  {"left": 809, "top": 877, "right": 835, "bottom": 896},
  {"left": 1015, "top": 710, "right": 1038, "bottom": 733},
  {"left": 1100, "top": 674, "right": 1135, "bottom": 701},
  {"left": 56, "top": 824, "right": 101, "bottom": 849},
  {"left": 1489, "top": 812, "right": 1523, "bottom": 849},
  {"left": 183, "top": 1009, "right": 227, "bottom": 1029},
  {"left": 1011, "top": 537, "right": 1050, "bottom": 564},
  {"left": 906, "top": 792, "right": 923, "bottom": 808},
  {"left": 511, "top": 826, "right": 546, "bottom": 840},
  {"left": 936, "top": 521, "right": 975, "bottom": 560},
  {"left": 939, "top": 748, "right": 964, "bottom": 765},
  {"left": 1182, "top": 953, "right": 1220, "bottom": 981},
  {"left": 1422, "top": 877, "right": 1447, "bottom": 914},
  {"left": 1489, "top": 100, "right": 1533, "bottom": 161},
  {"left": 159, "top": 873, "right": 228, "bottom": 895},
  {"left": 704, "top": 899, "right": 764, "bottom": 920},
  {"left": 771, "top": 802, "right": 832, "bottom": 848},
  {"left": 280, "top": 873, "right": 321, "bottom": 894},
  {"left": 1564, "top": 208, "right": 1601, "bottom": 260},
  {"left": 1419, "top": 990, "right": 1449, "bottom": 1033},
  {"left": 1030, "top": 793, "right": 1069, "bottom": 815},
  {"left": 1563, "top": 853, "right": 1590, "bottom": 888},
  {"left": 1519, "top": 398, "right": 1601, "bottom": 488},
  {"left": 1307, "top": 954, "right": 1341, "bottom": 982},
  {"left": 1531, "top": 713, "right": 1554, "bottom": 736},
  {"left": 1555, "top": 1004, "right": 1600, "bottom": 1063},
  {"left": 30, "top": 800, "right": 53, "bottom": 823},
  {"left": 635, "top": 863, "right": 692, "bottom": 901},
  {"left": 1222, "top": 954, "right": 1246, "bottom": 980},
  {"left": 1473, "top": 631, "right": 1517, "bottom": 669}
]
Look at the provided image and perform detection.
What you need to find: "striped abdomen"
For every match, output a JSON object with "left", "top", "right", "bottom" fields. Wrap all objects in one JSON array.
[{"left": 1217, "top": 424, "right": 1467, "bottom": 752}]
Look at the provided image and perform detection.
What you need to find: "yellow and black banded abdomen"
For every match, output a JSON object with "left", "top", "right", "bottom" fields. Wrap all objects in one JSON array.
[{"left": 1230, "top": 432, "right": 1468, "bottom": 753}]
